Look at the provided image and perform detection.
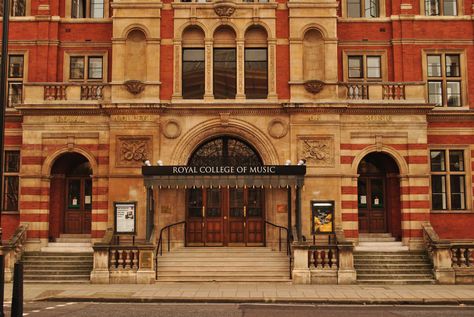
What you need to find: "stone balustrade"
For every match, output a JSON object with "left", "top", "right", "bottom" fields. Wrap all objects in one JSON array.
[
  {"left": 1, "top": 225, "right": 28, "bottom": 282},
  {"left": 22, "top": 83, "right": 111, "bottom": 105},
  {"left": 292, "top": 231, "right": 356, "bottom": 284},
  {"left": 338, "top": 82, "right": 426, "bottom": 103},
  {"left": 91, "top": 229, "right": 155, "bottom": 284}
]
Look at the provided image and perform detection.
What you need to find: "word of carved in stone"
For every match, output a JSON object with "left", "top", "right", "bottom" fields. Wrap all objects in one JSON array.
[
  {"left": 124, "top": 80, "right": 146, "bottom": 95},
  {"left": 120, "top": 139, "right": 149, "bottom": 163},
  {"left": 304, "top": 80, "right": 325, "bottom": 94},
  {"left": 301, "top": 139, "right": 332, "bottom": 165},
  {"left": 214, "top": 2, "right": 236, "bottom": 17}
]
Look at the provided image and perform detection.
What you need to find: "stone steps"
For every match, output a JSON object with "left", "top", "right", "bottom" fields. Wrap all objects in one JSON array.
[
  {"left": 354, "top": 240, "right": 436, "bottom": 285},
  {"left": 156, "top": 247, "right": 291, "bottom": 282},
  {"left": 22, "top": 248, "right": 93, "bottom": 283}
]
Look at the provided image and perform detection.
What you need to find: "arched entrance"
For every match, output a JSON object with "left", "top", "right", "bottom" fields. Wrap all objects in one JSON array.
[
  {"left": 186, "top": 136, "right": 265, "bottom": 246},
  {"left": 49, "top": 153, "right": 93, "bottom": 240},
  {"left": 357, "top": 152, "right": 401, "bottom": 240}
]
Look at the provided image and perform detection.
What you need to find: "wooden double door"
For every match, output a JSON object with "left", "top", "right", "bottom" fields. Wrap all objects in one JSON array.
[
  {"left": 358, "top": 176, "right": 386, "bottom": 233},
  {"left": 64, "top": 177, "right": 92, "bottom": 234},
  {"left": 186, "top": 188, "right": 265, "bottom": 246}
]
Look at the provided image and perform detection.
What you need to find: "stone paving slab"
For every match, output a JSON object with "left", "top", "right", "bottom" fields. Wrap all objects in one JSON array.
[{"left": 4, "top": 283, "right": 474, "bottom": 305}]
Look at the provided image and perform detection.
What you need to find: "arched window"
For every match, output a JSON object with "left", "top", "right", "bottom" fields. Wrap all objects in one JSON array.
[
  {"left": 213, "top": 26, "right": 237, "bottom": 99},
  {"left": 125, "top": 29, "right": 147, "bottom": 81},
  {"left": 303, "top": 29, "right": 325, "bottom": 81},
  {"left": 244, "top": 26, "right": 268, "bottom": 99},
  {"left": 188, "top": 136, "right": 262, "bottom": 167},
  {"left": 182, "top": 26, "right": 205, "bottom": 99}
]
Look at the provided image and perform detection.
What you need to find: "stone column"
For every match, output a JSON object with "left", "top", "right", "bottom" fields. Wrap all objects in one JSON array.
[
  {"left": 337, "top": 242, "right": 357, "bottom": 284},
  {"left": 267, "top": 39, "right": 277, "bottom": 99},
  {"left": 292, "top": 244, "right": 310, "bottom": 284},
  {"left": 236, "top": 39, "right": 245, "bottom": 100},
  {"left": 172, "top": 40, "right": 182, "bottom": 100},
  {"left": 136, "top": 246, "right": 155, "bottom": 284},
  {"left": 90, "top": 246, "right": 110, "bottom": 284},
  {"left": 204, "top": 39, "right": 214, "bottom": 100},
  {"left": 432, "top": 242, "right": 456, "bottom": 284}
]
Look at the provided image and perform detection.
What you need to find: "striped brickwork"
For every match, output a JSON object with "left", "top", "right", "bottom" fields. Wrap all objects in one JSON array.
[
  {"left": 18, "top": 126, "right": 110, "bottom": 244},
  {"left": 339, "top": 124, "right": 430, "bottom": 247}
]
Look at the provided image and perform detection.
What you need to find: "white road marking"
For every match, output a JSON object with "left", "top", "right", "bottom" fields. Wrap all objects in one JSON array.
[{"left": 45, "top": 306, "right": 55, "bottom": 310}]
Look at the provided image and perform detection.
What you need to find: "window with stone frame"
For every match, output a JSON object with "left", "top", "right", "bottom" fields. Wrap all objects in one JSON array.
[
  {"left": 347, "top": 0, "right": 380, "bottom": 17},
  {"left": 427, "top": 53, "right": 462, "bottom": 107},
  {"left": 69, "top": 55, "right": 104, "bottom": 81},
  {"left": 3, "top": 150, "right": 20, "bottom": 212},
  {"left": 424, "top": 0, "right": 458, "bottom": 16},
  {"left": 71, "top": 0, "right": 104, "bottom": 18},
  {"left": 7, "top": 55, "right": 24, "bottom": 107},
  {"left": 182, "top": 48, "right": 205, "bottom": 99},
  {"left": 347, "top": 55, "right": 382, "bottom": 80},
  {"left": 430, "top": 149, "right": 467, "bottom": 210},
  {"left": 0, "top": 0, "right": 27, "bottom": 16}
]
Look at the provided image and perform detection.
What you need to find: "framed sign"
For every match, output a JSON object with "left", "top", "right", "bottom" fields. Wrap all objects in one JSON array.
[
  {"left": 114, "top": 202, "right": 137, "bottom": 235},
  {"left": 311, "top": 200, "right": 334, "bottom": 235}
]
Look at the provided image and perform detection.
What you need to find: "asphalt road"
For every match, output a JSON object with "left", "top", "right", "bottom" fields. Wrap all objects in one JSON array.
[{"left": 3, "top": 302, "right": 474, "bottom": 317}]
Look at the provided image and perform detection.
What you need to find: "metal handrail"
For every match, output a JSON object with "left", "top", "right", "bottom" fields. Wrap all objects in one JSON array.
[
  {"left": 155, "top": 220, "right": 186, "bottom": 280},
  {"left": 264, "top": 220, "right": 292, "bottom": 279}
]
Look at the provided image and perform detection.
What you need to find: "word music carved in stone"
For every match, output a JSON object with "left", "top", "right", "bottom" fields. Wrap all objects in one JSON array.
[
  {"left": 299, "top": 137, "right": 334, "bottom": 166},
  {"left": 117, "top": 137, "right": 152, "bottom": 167}
]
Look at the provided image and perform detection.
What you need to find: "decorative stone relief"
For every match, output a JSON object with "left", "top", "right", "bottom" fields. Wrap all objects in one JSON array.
[
  {"left": 220, "top": 113, "right": 230, "bottom": 127},
  {"left": 162, "top": 120, "right": 182, "bottom": 139},
  {"left": 304, "top": 80, "right": 325, "bottom": 94},
  {"left": 268, "top": 119, "right": 288, "bottom": 139},
  {"left": 298, "top": 136, "right": 334, "bottom": 167},
  {"left": 124, "top": 80, "right": 145, "bottom": 95},
  {"left": 214, "top": 2, "right": 236, "bottom": 17},
  {"left": 117, "top": 136, "right": 152, "bottom": 167}
]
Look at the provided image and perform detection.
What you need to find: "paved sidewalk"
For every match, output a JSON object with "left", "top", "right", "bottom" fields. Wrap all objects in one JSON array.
[{"left": 4, "top": 283, "right": 474, "bottom": 305}]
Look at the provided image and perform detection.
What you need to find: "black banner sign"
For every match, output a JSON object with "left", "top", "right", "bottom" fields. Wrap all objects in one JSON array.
[{"left": 142, "top": 165, "right": 306, "bottom": 176}]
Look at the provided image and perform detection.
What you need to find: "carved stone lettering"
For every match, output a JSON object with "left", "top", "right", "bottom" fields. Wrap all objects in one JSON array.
[
  {"left": 117, "top": 136, "right": 152, "bottom": 167},
  {"left": 55, "top": 116, "right": 86, "bottom": 123},
  {"left": 112, "top": 115, "right": 154, "bottom": 122},
  {"left": 298, "top": 136, "right": 334, "bottom": 167},
  {"left": 366, "top": 115, "right": 393, "bottom": 122}
]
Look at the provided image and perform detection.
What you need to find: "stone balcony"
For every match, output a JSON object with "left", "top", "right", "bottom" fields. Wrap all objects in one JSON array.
[{"left": 20, "top": 81, "right": 428, "bottom": 107}]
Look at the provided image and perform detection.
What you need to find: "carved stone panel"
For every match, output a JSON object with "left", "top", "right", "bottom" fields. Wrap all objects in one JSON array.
[
  {"left": 116, "top": 136, "right": 152, "bottom": 167},
  {"left": 298, "top": 136, "right": 334, "bottom": 167},
  {"left": 268, "top": 119, "right": 288, "bottom": 139}
]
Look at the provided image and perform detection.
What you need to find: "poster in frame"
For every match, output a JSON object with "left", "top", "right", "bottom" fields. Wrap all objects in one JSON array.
[
  {"left": 114, "top": 201, "right": 137, "bottom": 235},
  {"left": 311, "top": 200, "right": 335, "bottom": 235}
]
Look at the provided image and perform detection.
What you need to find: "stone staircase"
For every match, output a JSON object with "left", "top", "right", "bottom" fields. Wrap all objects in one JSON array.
[
  {"left": 354, "top": 234, "right": 436, "bottom": 285},
  {"left": 23, "top": 235, "right": 93, "bottom": 283},
  {"left": 156, "top": 247, "right": 291, "bottom": 282}
]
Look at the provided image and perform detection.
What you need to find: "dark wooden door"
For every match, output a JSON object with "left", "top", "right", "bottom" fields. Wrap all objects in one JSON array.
[
  {"left": 186, "top": 188, "right": 264, "bottom": 246},
  {"left": 358, "top": 177, "right": 386, "bottom": 233},
  {"left": 186, "top": 188, "right": 224, "bottom": 246},
  {"left": 64, "top": 177, "right": 92, "bottom": 234}
]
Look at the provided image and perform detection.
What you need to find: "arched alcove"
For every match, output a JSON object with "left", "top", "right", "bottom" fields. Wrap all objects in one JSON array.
[
  {"left": 125, "top": 29, "right": 147, "bottom": 81},
  {"left": 49, "top": 152, "right": 93, "bottom": 240},
  {"left": 357, "top": 152, "right": 402, "bottom": 240},
  {"left": 303, "top": 29, "right": 325, "bottom": 81}
]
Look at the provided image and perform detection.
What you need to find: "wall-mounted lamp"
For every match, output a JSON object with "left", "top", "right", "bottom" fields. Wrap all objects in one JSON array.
[{"left": 157, "top": 160, "right": 163, "bottom": 166}]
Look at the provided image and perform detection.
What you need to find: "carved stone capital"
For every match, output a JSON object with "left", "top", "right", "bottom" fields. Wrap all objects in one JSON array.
[
  {"left": 124, "top": 80, "right": 146, "bottom": 95},
  {"left": 304, "top": 80, "right": 325, "bottom": 94}
]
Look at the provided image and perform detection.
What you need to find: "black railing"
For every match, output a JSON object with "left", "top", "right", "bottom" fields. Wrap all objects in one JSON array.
[
  {"left": 264, "top": 221, "right": 292, "bottom": 279},
  {"left": 155, "top": 221, "right": 186, "bottom": 280}
]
